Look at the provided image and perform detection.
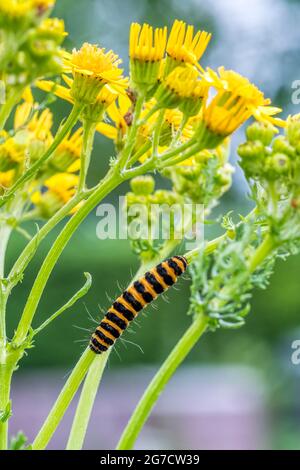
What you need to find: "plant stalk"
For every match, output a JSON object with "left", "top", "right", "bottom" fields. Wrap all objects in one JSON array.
[
  {"left": 32, "top": 348, "right": 95, "bottom": 450},
  {"left": 116, "top": 313, "right": 208, "bottom": 450},
  {"left": 116, "top": 232, "right": 276, "bottom": 450},
  {"left": 66, "top": 353, "right": 109, "bottom": 450}
]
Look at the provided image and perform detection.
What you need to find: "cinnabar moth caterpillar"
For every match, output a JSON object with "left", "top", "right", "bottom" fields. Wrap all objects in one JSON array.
[{"left": 89, "top": 255, "right": 188, "bottom": 354}]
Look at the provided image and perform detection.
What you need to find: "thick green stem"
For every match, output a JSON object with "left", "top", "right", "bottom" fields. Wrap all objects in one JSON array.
[
  {"left": 66, "top": 353, "right": 109, "bottom": 450},
  {"left": 116, "top": 313, "right": 208, "bottom": 450},
  {"left": 65, "top": 238, "right": 181, "bottom": 450},
  {"left": 0, "top": 224, "right": 11, "bottom": 347},
  {"left": 13, "top": 170, "right": 121, "bottom": 347},
  {"left": 0, "top": 348, "right": 21, "bottom": 450},
  {"left": 249, "top": 234, "right": 275, "bottom": 273},
  {"left": 32, "top": 348, "right": 95, "bottom": 450},
  {"left": 8, "top": 191, "right": 89, "bottom": 290},
  {"left": 0, "top": 104, "right": 83, "bottom": 209},
  {"left": 0, "top": 362, "right": 14, "bottom": 450},
  {"left": 78, "top": 121, "right": 96, "bottom": 192}
]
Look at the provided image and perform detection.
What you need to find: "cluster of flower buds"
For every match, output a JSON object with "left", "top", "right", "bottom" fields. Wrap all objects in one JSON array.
[
  {"left": 163, "top": 140, "right": 233, "bottom": 207},
  {"left": 238, "top": 118, "right": 300, "bottom": 189},
  {"left": 125, "top": 176, "right": 182, "bottom": 260},
  {"left": 238, "top": 117, "right": 300, "bottom": 245},
  {"left": 0, "top": 1, "right": 65, "bottom": 113}
]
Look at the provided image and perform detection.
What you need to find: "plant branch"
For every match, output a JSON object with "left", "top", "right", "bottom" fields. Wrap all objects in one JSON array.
[
  {"left": 32, "top": 348, "right": 96, "bottom": 450},
  {"left": 32, "top": 273, "right": 92, "bottom": 336}
]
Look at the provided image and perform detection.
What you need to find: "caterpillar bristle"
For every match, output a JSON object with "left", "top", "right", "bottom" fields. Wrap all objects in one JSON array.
[{"left": 89, "top": 255, "right": 188, "bottom": 354}]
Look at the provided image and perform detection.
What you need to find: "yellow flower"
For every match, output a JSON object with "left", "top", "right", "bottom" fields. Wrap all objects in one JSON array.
[
  {"left": 51, "top": 128, "right": 83, "bottom": 173},
  {"left": 63, "top": 43, "right": 128, "bottom": 104},
  {"left": 202, "top": 67, "right": 285, "bottom": 127},
  {"left": 130, "top": 23, "right": 167, "bottom": 62},
  {"left": 31, "top": 173, "right": 80, "bottom": 218},
  {"left": 129, "top": 22, "right": 167, "bottom": 92},
  {"left": 164, "top": 109, "right": 194, "bottom": 141},
  {"left": 37, "top": 18, "right": 66, "bottom": 37},
  {"left": 196, "top": 93, "right": 251, "bottom": 147},
  {"left": 0, "top": 137, "right": 24, "bottom": 171},
  {"left": 14, "top": 87, "right": 53, "bottom": 144},
  {"left": 96, "top": 94, "right": 132, "bottom": 140},
  {"left": 165, "top": 20, "right": 211, "bottom": 74},
  {"left": 155, "top": 65, "right": 209, "bottom": 116},
  {"left": 0, "top": 170, "right": 15, "bottom": 193},
  {"left": 0, "top": 0, "right": 54, "bottom": 23},
  {"left": 27, "top": 108, "right": 53, "bottom": 143}
]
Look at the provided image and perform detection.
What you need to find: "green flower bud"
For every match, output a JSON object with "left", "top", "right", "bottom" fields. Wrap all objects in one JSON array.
[
  {"left": 238, "top": 141, "right": 265, "bottom": 177},
  {"left": 286, "top": 115, "right": 300, "bottom": 147},
  {"left": 265, "top": 153, "right": 290, "bottom": 179},
  {"left": 238, "top": 140, "right": 265, "bottom": 160},
  {"left": 246, "top": 121, "right": 276, "bottom": 146},
  {"left": 272, "top": 136, "right": 296, "bottom": 158},
  {"left": 130, "top": 175, "right": 155, "bottom": 196}
]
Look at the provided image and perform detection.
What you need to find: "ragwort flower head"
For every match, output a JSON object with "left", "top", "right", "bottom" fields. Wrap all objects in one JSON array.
[
  {"left": 129, "top": 22, "right": 167, "bottom": 93},
  {"left": 155, "top": 65, "right": 209, "bottom": 116},
  {"left": 63, "top": 43, "right": 128, "bottom": 104},
  {"left": 165, "top": 19, "right": 211, "bottom": 75},
  {"left": 202, "top": 67, "right": 285, "bottom": 127}
]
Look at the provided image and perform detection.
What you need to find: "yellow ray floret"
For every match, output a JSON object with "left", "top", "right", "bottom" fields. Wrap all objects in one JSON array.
[
  {"left": 201, "top": 93, "right": 251, "bottom": 137},
  {"left": 166, "top": 19, "right": 211, "bottom": 69},
  {"left": 202, "top": 67, "right": 285, "bottom": 127},
  {"left": 0, "top": 170, "right": 15, "bottom": 190},
  {"left": 164, "top": 66, "right": 208, "bottom": 100},
  {"left": 63, "top": 43, "right": 128, "bottom": 93},
  {"left": 130, "top": 23, "right": 167, "bottom": 62}
]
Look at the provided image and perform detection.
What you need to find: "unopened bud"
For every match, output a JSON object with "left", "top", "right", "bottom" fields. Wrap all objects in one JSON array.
[
  {"left": 272, "top": 136, "right": 296, "bottom": 158},
  {"left": 130, "top": 175, "right": 155, "bottom": 196},
  {"left": 265, "top": 153, "right": 290, "bottom": 179},
  {"left": 286, "top": 115, "right": 300, "bottom": 147},
  {"left": 246, "top": 121, "right": 276, "bottom": 146}
]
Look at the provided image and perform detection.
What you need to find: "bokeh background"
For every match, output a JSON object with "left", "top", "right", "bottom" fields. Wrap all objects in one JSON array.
[{"left": 6, "top": 0, "right": 300, "bottom": 449}]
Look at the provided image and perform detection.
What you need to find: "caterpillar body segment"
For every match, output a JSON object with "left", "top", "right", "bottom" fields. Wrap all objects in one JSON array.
[{"left": 89, "top": 256, "right": 188, "bottom": 354}]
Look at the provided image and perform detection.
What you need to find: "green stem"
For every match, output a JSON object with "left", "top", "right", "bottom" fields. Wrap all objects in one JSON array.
[
  {"left": 159, "top": 142, "right": 203, "bottom": 169},
  {"left": 66, "top": 225, "right": 196, "bottom": 450},
  {"left": 13, "top": 169, "right": 122, "bottom": 347},
  {"left": 0, "top": 361, "right": 14, "bottom": 450},
  {"left": 32, "top": 348, "right": 95, "bottom": 450},
  {"left": 116, "top": 232, "right": 276, "bottom": 450},
  {"left": 66, "top": 353, "right": 109, "bottom": 450},
  {"left": 116, "top": 313, "right": 208, "bottom": 450},
  {"left": 118, "top": 94, "right": 145, "bottom": 171},
  {"left": 78, "top": 121, "right": 96, "bottom": 192},
  {"left": 0, "top": 104, "right": 83, "bottom": 209},
  {"left": 249, "top": 234, "right": 275, "bottom": 273},
  {"left": 8, "top": 191, "right": 89, "bottom": 291},
  {"left": 152, "top": 109, "right": 165, "bottom": 156},
  {"left": 0, "top": 224, "right": 11, "bottom": 347}
]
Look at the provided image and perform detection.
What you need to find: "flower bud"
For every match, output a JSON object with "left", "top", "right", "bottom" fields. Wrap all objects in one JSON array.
[
  {"left": 130, "top": 176, "right": 155, "bottom": 196},
  {"left": 286, "top": 115, "right": 300, "bottom": 147},
  {"left": 272, "top": 136, "right": 296, "bottom": 158},
  {"left": 246, "top": 121, "right": 276, "bottom": 146},
  {"left": 238, "top": 141, "right": 265, "bottom": 177},
  {"left": 265, "top": 153, "right": 290, "bottom": 179}
]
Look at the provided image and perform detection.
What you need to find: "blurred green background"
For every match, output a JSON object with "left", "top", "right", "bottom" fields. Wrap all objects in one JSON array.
[{"left": 5, "top": 0, "right": 300, "bottom": 449}]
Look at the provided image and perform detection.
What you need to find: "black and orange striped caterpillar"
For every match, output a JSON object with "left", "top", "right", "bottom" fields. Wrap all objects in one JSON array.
[{"left": 89, "top": 256, "right": 188, "bottom": 354}]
